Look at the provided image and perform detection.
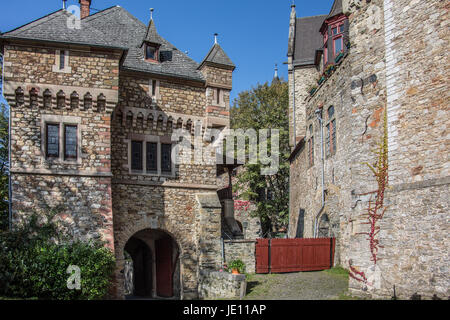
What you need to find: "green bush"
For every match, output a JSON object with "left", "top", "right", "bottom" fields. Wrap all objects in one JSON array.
[
  {"left": 0, "top": 212, "right": 115, "bottom": 300},
  {"left": 228, "top": 259, "right": 246, "bottom": 274}
]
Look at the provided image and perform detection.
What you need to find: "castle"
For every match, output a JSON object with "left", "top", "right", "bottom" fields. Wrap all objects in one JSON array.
[
  {"left": 0, "top": 1, "right": 240, "bottom": 299},
  {"left": 287, "top": 0, "right": 449, "bottom": 299}
]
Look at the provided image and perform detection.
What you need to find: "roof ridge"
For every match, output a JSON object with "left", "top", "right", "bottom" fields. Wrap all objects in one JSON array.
[
  {"left": 3, "top": 9, "right": 66, "bottom": 35},
  {"left": 296, "top": 14, "right": 327, "bottom": 20},
  {"left": 83, "top": 5, "right": 121, "bottom": 22}
]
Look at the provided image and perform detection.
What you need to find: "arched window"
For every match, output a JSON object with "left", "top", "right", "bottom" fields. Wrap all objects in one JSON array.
[
  {"left": 15, "top": 87, "right": 24, "bottom": 106},
  {"left": 308, "top": 124, "right": 314, "bottom": 167},
  {"left": 326, "top": 106, "right": 336, "bottom": 157}
]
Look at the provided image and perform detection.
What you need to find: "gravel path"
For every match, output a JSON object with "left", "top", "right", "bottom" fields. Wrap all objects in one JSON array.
[{"left": 243, "top": 270, "right": 349, "bottom": 300}]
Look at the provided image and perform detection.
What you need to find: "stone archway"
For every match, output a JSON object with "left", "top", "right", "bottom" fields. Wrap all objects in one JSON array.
[
  {"left": 122, "top": 229, "right": 181, "bottom": 299},
  {"left": 318, "top": 213, "right": 330, "bottom": 238}
]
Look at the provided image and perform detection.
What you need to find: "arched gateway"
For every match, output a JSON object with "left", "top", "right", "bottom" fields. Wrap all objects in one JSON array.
[{"left": 122, "top": 229, "right": 181, "bottom": 299}]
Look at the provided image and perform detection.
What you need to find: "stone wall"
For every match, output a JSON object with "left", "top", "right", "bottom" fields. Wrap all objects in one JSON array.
[
  {"left": 289, "top": 0, "right": 449, "bottom": 299},
  {"left": 223, "top": 240, "right": 256, "bottom": 274},
  {"left": 4, "top": 43, "right": 120, "bottom": 250},
  {"left": 198, "top": 270, "right": 247, "bottom": 300}
]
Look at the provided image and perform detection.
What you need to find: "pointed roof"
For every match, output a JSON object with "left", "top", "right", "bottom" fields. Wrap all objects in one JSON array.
[
  {"left": 272, "top": 64, "right": 280, "bottom": 84},
  {"left": 199, "top": 43, "right": 235, "bottom": 70},
  {"left": 326, "top": 0, "right": 343, "bottom": 20},
  {"left": 142, "top": 18, "right": 164, "bottom": 46}
]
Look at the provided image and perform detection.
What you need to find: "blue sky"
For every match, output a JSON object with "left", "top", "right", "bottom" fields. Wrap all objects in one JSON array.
[{"left": 0, "top": 0, "right": 334, "bottom": 103}]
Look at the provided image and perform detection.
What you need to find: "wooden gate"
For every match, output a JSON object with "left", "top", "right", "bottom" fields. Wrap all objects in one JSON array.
[
  {"left": 155, "top": 236, "right": 173, "bottom": 297},
  {"left": 255, "top": 238, "right": 335, "bottom": 274}
]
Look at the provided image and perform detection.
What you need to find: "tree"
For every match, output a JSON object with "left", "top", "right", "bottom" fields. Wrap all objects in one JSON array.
[
  {"left": 0, "top": 103, "right": 9, "bottom": 231},
  {"left": 230, "top": 79, "right": 290, "bottom": 236}
]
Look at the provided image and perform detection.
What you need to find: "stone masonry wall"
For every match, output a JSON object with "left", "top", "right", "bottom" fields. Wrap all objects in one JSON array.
[
  {"left": 224, "top": 240, "right": 256, "bottom": 274},
  {"left": 4, "top": 44, "right": 120, "bottom": 250},
  {"left": 198, "top": 270, "right": 246, "bottom": 300},
  {"left": 290, "top": 0, "right": 449, "bottom": 299},
  {"left": 289, "top": 0, "right": 388, "bottom": 289}
]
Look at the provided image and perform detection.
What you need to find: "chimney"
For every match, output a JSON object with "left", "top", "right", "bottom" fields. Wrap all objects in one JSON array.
[{"left": 79, "top": 0, "right": 92, "bottom": 19}]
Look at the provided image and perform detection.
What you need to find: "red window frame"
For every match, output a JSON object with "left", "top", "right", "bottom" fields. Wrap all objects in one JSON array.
[
  {"left": 323, "top": 15, "right": 347, "bottom": 67},
  {"left": 330, "top": 19, "right": 345, "bottom": 57}
]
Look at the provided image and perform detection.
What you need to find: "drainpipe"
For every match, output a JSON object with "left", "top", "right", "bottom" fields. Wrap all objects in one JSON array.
[
  {"left": 314, "top": 109, "right": 325, "bottom": 238},
  {"left": 0, "top": 53, "right": 12, "bottom": 231},
  {"left": 292, "top": 71, "right": 296, "bottom": 147}
]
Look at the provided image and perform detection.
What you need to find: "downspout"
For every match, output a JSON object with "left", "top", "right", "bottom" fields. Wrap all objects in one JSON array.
[
  {"left": 314, "top": 109, "right": 325, "bottom": 238},
  {"left": 0, "top": 52, "right": 12, "bottom": 231}
]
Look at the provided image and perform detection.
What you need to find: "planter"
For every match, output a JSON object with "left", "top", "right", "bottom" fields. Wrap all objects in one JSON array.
[
  {"left": 335, "top": 52, "right": 344, "bottom": 63},
  {"left": 231, "top": 268, "right": 240, "bottom": 275},
  {"left": 309, "top": 88, "right": 317, "bottom": 95},
  {"left": 318, "top": 76, "right": 326, "bottom": 85}
]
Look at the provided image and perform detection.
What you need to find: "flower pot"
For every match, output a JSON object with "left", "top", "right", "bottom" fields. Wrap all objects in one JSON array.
[
  {"left": 335, "top": 52, "right": 344, "bottom": 63},
  {"left": 318, "top": 77, "right": 325, "bottom": 85},
  {"left": 232, "top": 268, "right": 240, "bottom": 275}
]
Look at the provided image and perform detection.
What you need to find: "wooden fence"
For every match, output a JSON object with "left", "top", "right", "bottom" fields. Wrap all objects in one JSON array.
[{"left": 255, "top": 238, "right": 335, "bottom": 274}]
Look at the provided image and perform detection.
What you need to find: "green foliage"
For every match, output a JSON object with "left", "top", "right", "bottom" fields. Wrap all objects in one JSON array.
[
  {"left": 228, "top": 259, "right": 246, "bottom": 274},
  {"left": 0, "top": 211, "right": 115, "bottom": 300},
  {"left": 0, "top": 103, "right": 8, "bottom": 231},
  {"left": 230, "top": 80, "right": 290, "bottom": 236}
]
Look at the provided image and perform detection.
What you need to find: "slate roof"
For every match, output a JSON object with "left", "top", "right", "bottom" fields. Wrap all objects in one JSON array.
[
  {"left": 199, "top": 43, "right": 235, "bottom": 70},
  {"left": 326, "top": 0, "right": 343, "bottom": 20},
  {"left": 293, "top": 15, "right": 327, "bottom": 66},
  {"left": 1, "top": 6, "right": 206, "bottom": 82}
]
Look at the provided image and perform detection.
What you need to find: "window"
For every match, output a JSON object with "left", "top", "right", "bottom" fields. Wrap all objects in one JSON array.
[
  {"left": 161, "top": 144, "right": 172, "bottom": 173},
  {"left": 64, "top": 125, "right": 78, "bottom": 160},
  {"left": 42, "top": 115, "right": 81, "bottom": 163},
  {"left": 145, "top": 44, "right": 158, "bottom": 61},
  {"left": 146, "top": 142, "right": 158, "bottom": 172},
  {"left": 59, "top": 51, "right": 65, "bottom": 70},
  {"left": 46, "top": 124, "right": 60, "bottom": 158},
  {"left": 131, "top": 141, "right": 143, "bottom": 171},
  {"left": 326, "top": 106, "right": 337, "bottom": 157},
  {"left": 333, "top": 37, "right": 343, "bottom": 56},
  {"left": 152, "top": 80, "right": 157, "bottom": 96},
  {"left": 129, "top": 139, "right": 174, "bottom": 176},
  {"left": 308, "top": 124, "right": 314, "bottom": 167}
]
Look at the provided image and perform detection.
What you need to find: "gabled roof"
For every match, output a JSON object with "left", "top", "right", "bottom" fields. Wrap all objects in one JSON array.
[
  {"left": 1, "top": 6, "right": 205, "bottom": 82},
  {"left": 199, "top": 43, "right": 235, "bottom": 70},
  {"left": 293, "top": 15, "right": 327, "bottom": 66}
]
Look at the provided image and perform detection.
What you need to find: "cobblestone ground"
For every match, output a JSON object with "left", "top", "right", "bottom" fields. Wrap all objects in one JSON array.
[{"left": 243, "top": 269, "right": 351, "bottom": 300}]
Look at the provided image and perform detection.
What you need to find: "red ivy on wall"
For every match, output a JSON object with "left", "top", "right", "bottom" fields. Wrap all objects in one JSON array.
[{"left": 349, "top": 109, "right": 389, "bottom": 284}]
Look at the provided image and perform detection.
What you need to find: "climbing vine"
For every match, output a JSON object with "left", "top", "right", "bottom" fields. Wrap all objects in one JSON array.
[{"left": 349, "top": 108, "right": 388, "bottom": 284}]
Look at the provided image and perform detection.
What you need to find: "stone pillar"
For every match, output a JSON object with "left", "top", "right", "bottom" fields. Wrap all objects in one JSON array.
[{"left": 196, "top": 193, "right": 222, "bottom": 271}]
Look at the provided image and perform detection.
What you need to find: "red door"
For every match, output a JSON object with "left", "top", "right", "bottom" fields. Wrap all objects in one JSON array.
[{"left": 155, "top": 236, "right": 173, "bottom": 297}]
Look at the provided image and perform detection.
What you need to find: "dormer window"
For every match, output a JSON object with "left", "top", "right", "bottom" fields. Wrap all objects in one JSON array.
[{"left": 145, "top": 44, "right": 159, "bottom": 61}]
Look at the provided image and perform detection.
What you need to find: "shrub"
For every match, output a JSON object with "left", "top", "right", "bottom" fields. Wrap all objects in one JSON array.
[{"left": 0, "top": 211, "right": 115, "bottom": 300}]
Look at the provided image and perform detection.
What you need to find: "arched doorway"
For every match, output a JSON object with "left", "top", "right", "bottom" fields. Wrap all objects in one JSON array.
[
  {"left": 123, "top": 229, "right": 180, "bottom": 299},
  {"left": 318, "top": 214, "right": 330, "bottom": 238}
]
